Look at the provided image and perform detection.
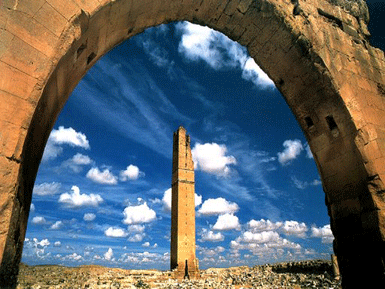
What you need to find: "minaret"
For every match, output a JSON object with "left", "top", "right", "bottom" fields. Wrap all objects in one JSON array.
[{"left": 170, "top": 126, "right": 199, "bottom": 279}]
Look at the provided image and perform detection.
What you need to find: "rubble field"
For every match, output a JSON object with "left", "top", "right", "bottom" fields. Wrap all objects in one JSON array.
[{"left": 16, "top": 259, "right": 341, "bottom": 288}]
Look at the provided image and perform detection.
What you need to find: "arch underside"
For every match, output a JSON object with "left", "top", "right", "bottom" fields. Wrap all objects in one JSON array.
[{"left": 0, "top": 0, "right": 384, "bottom": 287}]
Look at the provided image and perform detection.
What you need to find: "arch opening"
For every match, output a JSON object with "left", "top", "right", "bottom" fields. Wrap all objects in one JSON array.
[
  {"left": 0, "top": 0, "right": 385, "bottom": 287},
  {"left": 23, "top": 21, "right": 331, "bottom": 273}
]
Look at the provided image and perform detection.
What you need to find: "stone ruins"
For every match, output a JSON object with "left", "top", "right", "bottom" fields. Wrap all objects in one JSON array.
[
  {"left": 0, "top": 0, "right": 384, "bottom": 288},
  {"left": 170, "top": 126, "right": 199, "bottom": 279}
]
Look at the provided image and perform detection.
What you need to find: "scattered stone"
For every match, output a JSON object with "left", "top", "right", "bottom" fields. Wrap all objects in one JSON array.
[{"left": 16, "top": 260, "right": 342, "bottom": 288}]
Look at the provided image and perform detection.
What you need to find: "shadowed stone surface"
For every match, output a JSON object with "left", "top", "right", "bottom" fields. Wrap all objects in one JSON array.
[{"left": 0, "top": 0, "right": 384, "bottom": 287}]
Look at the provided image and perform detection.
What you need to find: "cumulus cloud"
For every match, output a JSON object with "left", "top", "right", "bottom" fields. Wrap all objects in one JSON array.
[
  {"left": 42, "top": 126, "right": 90, "bottom": 161},
  {"left": 198, "top": 197, "right": 239, "bottom": 216},
  {"left": 104, "top": 248, "right": 114, "bottom": 261},
  {"left": 61, "top": 153, "right": 93, "bottom": 173},
  {"left": 50, "top": 221, "right": 63, "bottom": 230},
  {"left": 49, "top": 126, "right": 90, "bottom": 149},
  {"left": 192, "top": 143, "right": 236, "bottom": 176},
  {"left": 311, "top": 224, "right": 334, "bottom": 243},
  {"left": 176, "top": 22, "right": 275, "bottom": 89},
  {"left": 83, "top": 213, "right": 96, "bottom": 222},
  {"left": 277, "top": 139, "right": 303, "bottom": 165},
  {"left": 119, "top": 165, "right": 144, "bottom": 181},
  {"left": 128, "top": 225, "right": 146, "bottom": 233},
  {"left": 248, "top": 219, "right": 283, "bottom": 232},
  {"left": 30, "top": 203, "right": 35, "bottom": 212},
  {"left": 54, "top": 241, "right": 61, "bottom": 247},
  {"left": 213, "top": 213, "right": 241, "bottom": 231},
  {"left": 86, "top": 167, "right": 118, "bottom": 185},
  {"left": 58, "top": 186, "right": 103, "bottom": 208},
  {"left": 199, "top": 229, "right": 224, "bottom": 242},
  {"left": 281, "top": 221, "right": 308, "bottom": 238},
  {"left": 162, "top": 188, "right": 202, "bottom": 211},
  {"left": 128, "top": 233, "right": 145, "bottom": 242},
  {"left": 105, "top": 227, "right": 128, "bottom": 238},
  {"left": 122, "top": 203, "right": 156, "bottom": 225},
  {"left": 240, "top": 230, "right": 281, "bottom": 244},
  {"left": 33, "top": 182, "right": 61, "bottom": 196},
  {"left": 32, "top": 216, "right": 46, "bottom": 225}
]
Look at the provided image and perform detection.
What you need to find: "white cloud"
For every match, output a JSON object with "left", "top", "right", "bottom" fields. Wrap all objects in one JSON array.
[
  {"left": 33, "top": 238, "right": 50, "bottom": 247},
  {"left": 199, "top": 229, "right": 224, "bottom": 242},
  {"left": 127, "top": 225, "right": 146, "bottom": 233},
  {"left": 86, "top": 167, "right": 118, "bottom": 185},
  {"left": 61, "top": 153, "right": 93, "bottom": 173},
  {"left": 83, "top": 213, "right": 96, "bottom": 222},
  {"left": 42, "top": 126, "right": 90, "bottom": 162},
  {"left": 305, "top": 144, "right": 313, "bottom": 159},
  {"left": 58, "top": 186, "right": 103, "bottom": 208},
  {"left": 122, "top": 203, "right": 156, "bottom": 225},
  {"left": 119, "top": 165, "right": 144, "bottom": 181},
  {"left": 277, "top": 139, "right": 303, "bottom": 165},
  {"left": 65, "top": 252, "right": 83, "bottom": 261},
  {"left": 33, "top": 182, "right": 61, "bottom": 196},
  {"left": 281, "top": 221, "right": 308, "bottom": 238},
  {"left": 104, "top": 248, "right": 114, "bottom": 261},
  {"left": 248, "top": 219, "right": 283, "bottom": 232},
  {"left": 162, "top": 188, "right": 202, "bottom": 211},
  {"left": 142, "top": 242, "right": 150, "bottom": 247},
  {"left": 198, "top": 197, "right": 239, "bottom": 215},
  {"left": 32, "top": 216, "right": 46, "bottom": 225},
  {"left": 30, "top": 203, "right": 35, "bottom": 212},
  {"left": 311, "top": 224, "right": 334, "bottom": 244},
  {"left": 128, "top": 233, "right": 145, "bottom": 242},
  {"left": 50, "top": 221, "right": 63, "bottom": 230},
  {"left": 54, "top": 241, "right": 61, "bottom": 247},
  {"left": 49, "top": 126, "right": 90, "bottom": 149},
  {"left": 42, "top": 140, "right": 63, "bottom": 162},
  {"left": 213, "top": 213, "right": 240, "bottom": 231},
  {"left": 291, "top": 176, "right": 322, "bottom": 190},
  {"left": 195, "top": 194, "right": 203, "bottom": 207},
  {"left": 105, "top": 227, "right": 128, "bottom": 238},
  {"left": 192, "top": 143, "right": 236, "bottom": 176},
  {"left": 177, "top": 22, "right": 275, "bottom": 89},
  {"left": 240, "top": 230, "right": 281, "bottom": 244}
]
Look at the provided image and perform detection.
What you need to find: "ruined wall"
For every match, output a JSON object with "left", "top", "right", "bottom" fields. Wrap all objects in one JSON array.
[{"left": 0, "top": 0, "right": 384, "bottom": 287}]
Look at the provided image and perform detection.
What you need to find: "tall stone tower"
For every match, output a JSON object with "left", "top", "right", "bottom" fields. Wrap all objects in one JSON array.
[{"left": 171, "top": 126, "right": 199, "bottom": 279}]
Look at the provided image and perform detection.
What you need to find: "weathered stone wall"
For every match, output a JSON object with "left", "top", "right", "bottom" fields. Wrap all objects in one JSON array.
[{"left": 0, "top": 0, "right": 384, "bottom": 287}]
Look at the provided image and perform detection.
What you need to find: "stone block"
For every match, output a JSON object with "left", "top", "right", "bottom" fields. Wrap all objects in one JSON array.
[
  {"left": 0, "top": 91, "right": 35, "bottom": 128},
  {"left": 0, "top": 61, "right": 37, "bottom": 99},
  {"left": 46, "top": 0, "right": 80, "bottom": 20},
  {"left": 0, "top": 29, "right": 14, "bottom": 58},
  {"left": 224, "top": 0, "right": 242, "bottom": 16},
  {"left": 71, "top": 0, "right": 101, "bottom": 15},
  {"left": 361, "top": 209, "right": 385, "bottom": 241},
  {"left": 0, "top": 120, "right": 27, "bottom": 161},
  {"left": 12, "top": 0, "right": 46, "bottom": 16},
  {"left": 330, "top": 198, "right": 361, "bottom": 220},
  {"left": 34, "top": 2, "right": 68, "bottom": 37},
  {"left": 5, "top": 10, "right": 58, "bottom": 57},
  {"left": 362, "top": 140, "right": 383, "bottom": 164},
  {"left": 237, "top": 0, "right": 253, "bottom": 14},
  {"left": 0, "top": 35, "right": 52, "bottom": 79}
]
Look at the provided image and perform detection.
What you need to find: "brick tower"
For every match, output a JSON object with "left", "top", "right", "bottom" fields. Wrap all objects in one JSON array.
[{"left": 170, "top": 126, "right": 199, "bottom": 279}]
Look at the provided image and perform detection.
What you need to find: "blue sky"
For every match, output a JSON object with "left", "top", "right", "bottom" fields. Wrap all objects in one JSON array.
[{"left": 22, "top": 12, "right": 382, "bottom": 269}]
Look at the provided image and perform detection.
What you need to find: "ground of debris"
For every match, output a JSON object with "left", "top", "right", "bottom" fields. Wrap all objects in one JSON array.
[{"left": 16, "top": 259, "right": 341, "bottom": 288}]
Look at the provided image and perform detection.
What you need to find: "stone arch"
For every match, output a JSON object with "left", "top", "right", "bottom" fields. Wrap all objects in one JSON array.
[{"left": 0, "top": 0, "right": 384, "bottom": 287}]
